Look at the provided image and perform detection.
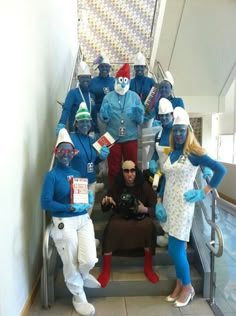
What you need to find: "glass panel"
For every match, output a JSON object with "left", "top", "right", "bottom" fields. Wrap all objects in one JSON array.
[{"left": 218, "top": 135, "right": 234, "bottom": 163}]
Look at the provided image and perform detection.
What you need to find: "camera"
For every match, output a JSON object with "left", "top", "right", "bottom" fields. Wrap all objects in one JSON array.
[{"left": 118, "top": 193, "right": 145, "bottom": 220}]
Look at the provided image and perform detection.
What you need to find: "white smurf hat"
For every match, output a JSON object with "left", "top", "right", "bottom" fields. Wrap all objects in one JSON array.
[
  {"left": 133, "top": 52, "right": 146, "bottom": 66},
  {"left": 164, "top": 70, "right": 174, "bottom": 87},
  {"left": 173, "top": 107, "right": 190, "bottom": 125},
  {"left": 158, "top": 98, "right": 173, "bottom": 115},
  {"left": 77, "top": 61, "right": 91, "bottom": 76},
  {"left": 55, "top": 128, "right": 75, "bottom": 148}
]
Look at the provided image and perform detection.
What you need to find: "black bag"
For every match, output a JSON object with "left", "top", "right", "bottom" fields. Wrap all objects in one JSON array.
[{"left": 118, "top": 193, "right": 145, "bottom": 220}]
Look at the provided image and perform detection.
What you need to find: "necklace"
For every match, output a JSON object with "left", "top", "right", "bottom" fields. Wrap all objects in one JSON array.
[
  {"left": 78, "top": 86, "right": 92, "bottom": 113},
  {"left": 117, "top": 94, "right": 127, "bottom": 124}
]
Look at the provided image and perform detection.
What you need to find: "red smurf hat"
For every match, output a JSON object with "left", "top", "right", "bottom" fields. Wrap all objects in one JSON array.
[{"left": 115, "top": 63, "right": 130, "bottom": 79}]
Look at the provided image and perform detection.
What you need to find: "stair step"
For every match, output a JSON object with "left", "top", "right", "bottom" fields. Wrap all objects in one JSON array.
[{"left": 54, "top": 265, "right": 202, "bottom": 298}]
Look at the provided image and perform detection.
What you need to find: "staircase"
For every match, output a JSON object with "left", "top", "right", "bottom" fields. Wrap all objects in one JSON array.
[{"left": 50, "top": 179, "right": 203, "bottom": 301}]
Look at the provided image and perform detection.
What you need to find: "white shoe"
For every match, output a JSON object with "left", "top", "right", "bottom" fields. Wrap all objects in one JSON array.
[
  {"left": 156, "top": 233, "right": 168, "bottom": 247},
  {"left": 95, "top": 183, "right": 104, "bottom": 192},
  {"left": 84, "top": 273, "right": 101, "bottom": 288},
  {"left": 72, "top": 292, "right": 95, "bottom": 316}
]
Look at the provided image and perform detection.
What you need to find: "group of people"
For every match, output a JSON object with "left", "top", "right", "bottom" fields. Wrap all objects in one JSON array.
[{"left": 41, "top": 52, "right": 227, "bottom": 315}]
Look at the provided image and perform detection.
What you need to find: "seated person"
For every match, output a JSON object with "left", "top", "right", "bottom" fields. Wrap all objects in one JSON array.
[
  {"left": 97, "top": 160, "right": 160, "bottom": 288},
  {"left": 40, "top": 128, "right": 100, "bottom": 316}
]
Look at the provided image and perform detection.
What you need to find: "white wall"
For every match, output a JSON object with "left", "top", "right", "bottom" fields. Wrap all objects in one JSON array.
[{"left": 0, "top": 0, "right": 78, "bottom": 315}]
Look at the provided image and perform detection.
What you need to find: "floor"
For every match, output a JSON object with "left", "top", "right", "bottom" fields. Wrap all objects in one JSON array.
[{"left": 28, "top": 290, "right": 216, "bottom": 316}]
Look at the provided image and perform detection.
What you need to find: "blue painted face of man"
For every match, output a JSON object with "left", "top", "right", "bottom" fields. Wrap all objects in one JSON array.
[
  {"left": 98, "top": 63, "right": 111, "bottom": 78},
  {"left": 54, "top": 143, "right": 78, "bottom": 165},
  {"left": 172, "top": 124, "right": 188, "bottom": 145},
  {"left": 159, "top": 81, "right": 172, "bottom": 98},
  {"left": 76, "top": 119, "right": 92, "bottom": 135},
  {"left": 159, "top": 113, "right": 173, "bottom": 127},
  {"left": 78, "top": 75, "right": 91, "bottom": 89},
  {"left": 134, "top": 65, "right": 145, "bottom": 77}
]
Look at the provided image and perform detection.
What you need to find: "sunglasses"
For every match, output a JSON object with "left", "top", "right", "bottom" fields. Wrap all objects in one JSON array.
[
  {"left": 123, "top": 168, "right": 136, "bottom": 173},
  {"left": 53, "top": 148, "right": 79, "bottom": 155}
]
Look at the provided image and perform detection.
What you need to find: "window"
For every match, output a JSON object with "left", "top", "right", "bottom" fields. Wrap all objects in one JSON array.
[{"left": 217, "top": 134, "right": 234, "bottom": 164}]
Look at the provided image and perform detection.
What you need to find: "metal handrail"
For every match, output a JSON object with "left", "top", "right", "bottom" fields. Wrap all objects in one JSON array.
[
  {"left": 194, "top": 180, "right": 224, "bottom": 257},
  {"left": 41, "top": 44, "right": 81, "bottom": 309}
]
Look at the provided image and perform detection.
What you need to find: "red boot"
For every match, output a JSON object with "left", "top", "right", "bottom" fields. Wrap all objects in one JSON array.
[
  {"left": 144, "top": 250, "right": 159, "bottom": 283},
  {"left": 97, "top": 254, "right": 112, "bottom": 288}
]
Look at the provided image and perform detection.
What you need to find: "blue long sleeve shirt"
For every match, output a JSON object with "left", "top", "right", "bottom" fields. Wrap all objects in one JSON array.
[
  {"left": 99, "top": 90, "right": 144, "bottom": 143},
  {"left": 58, "top": 86, "right": 97, "bottom": 132},
  {"left": 70, "top": 132, "right": 101, "bottom": 184},
  {"left": 40, "top": 162, "right": 87, "bottom": 217},
  {"left": 89, "top": 76, "right": 115, "bottom": 113}
]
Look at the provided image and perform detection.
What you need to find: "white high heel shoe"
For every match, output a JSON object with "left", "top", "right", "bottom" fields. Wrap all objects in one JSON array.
[
  {"left": 165, "top": 295, "right": 178, "bottom": 302},
  {"left": 174, "top": 289, "right": 195, "bottom": 307}
]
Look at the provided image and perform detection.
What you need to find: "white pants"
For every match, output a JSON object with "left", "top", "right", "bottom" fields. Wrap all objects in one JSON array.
[
  {"left": 51, "top": 215, "right": 98, "bottom": 296},
  {"left": 88, "top": 182, "right": 96, "bottom": 216}
]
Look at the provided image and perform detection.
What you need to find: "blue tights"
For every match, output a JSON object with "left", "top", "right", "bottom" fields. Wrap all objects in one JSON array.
[{"left": 168, "top": 235, "right": 190, "bottom": 285}]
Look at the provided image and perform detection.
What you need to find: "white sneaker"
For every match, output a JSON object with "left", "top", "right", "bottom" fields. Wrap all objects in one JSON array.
[
  {"left": 72, "top": 292, "right": 95, "bottom": 316},
  {"left": 95, "top": 183, "right": 104, "bottom": 192},
  {"left": 156, "top": 233, "right": 168, "bottom": 247},
  {"left": 84, "top": 273, "right": 101, "bottom": 288}
]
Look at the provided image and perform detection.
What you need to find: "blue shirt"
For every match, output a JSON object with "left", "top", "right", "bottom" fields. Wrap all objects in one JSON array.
[{"left": 40, "top": 162, "right": 87, "bottom": 218}]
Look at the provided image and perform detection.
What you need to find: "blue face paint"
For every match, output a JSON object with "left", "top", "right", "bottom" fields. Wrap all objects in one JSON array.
[
  {"left": 134, "top": 65, "right": 145, "bottom": 77},
  {"left": 159, "top": 113, "right": 173, "bottom": 126},
  {"left": 78, "top": 75, "right": 91, "bottom": 89},
  {"left": 172, "top": 124, "right": 188, "bottom": 145},
  {"left": 159, "top": 81, "right": 172, "bottom": 98},
  {"left": 98, "top": 63, "right": 111, "bottom": 78},
  {"left": 55, "top": 143, "right": 75, "bottom": 166},
  {"left": 77, "top": 120, "right": 92, "bottom": 135}
]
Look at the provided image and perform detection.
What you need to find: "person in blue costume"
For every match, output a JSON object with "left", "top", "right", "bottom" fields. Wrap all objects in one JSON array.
[
  {"left": 130, "top": 52, "right": 157, "bottom": 169},
  {"left": 99, "top": 63, "right": 144, "bottom": 185},
  {"left": 41, "top": 128, "right": 100, "bottom": 316},
  {"left": 153, "top": 71, "right": 184, "bottom": 126},
  {"left": 70, "top": 102, "right": 110, "bottom": 216},
  {"left": 155, "top": 107, "right": 227, "bottom": 308},
  {"left": 89, "top": 54, "right": 115, "bottom": 135},
  {"left": 150, "top": 99, "right": 213, "bottom": 247},
  {"left": 56, "top": 61, "right": 97, "bottom": 135}
]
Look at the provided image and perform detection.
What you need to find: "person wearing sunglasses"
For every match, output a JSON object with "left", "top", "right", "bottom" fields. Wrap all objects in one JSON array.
[
  {"left": 155, "top": 108, "right": 226, "bottom": 307},
  {"left": 40, "top": 128, "right": 100, "bottom": 316},
  {"left": 97, "top": 160, "right": 161, "bottom": 288}
]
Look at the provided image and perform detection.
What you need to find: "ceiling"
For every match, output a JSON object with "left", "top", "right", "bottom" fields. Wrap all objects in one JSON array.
[{"left": 152, "top": 0, "right": 236, "bottom": 98}]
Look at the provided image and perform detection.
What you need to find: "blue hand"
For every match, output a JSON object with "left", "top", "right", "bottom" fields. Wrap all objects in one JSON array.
[
  {"left": 56, "top": 123, "right": 65, "bottom": 136},
  {"left": 184, "top": 189, "right": 206, "bottom": 203},
  {"left": 152, "top": 120, "right": 161, "bottom": 127},
  {"left": 155, "top": 203, "right": 167, "bottom": 223},
  {"left": 202, "top": 167, "right": 213, "bottom": 180},
  {"left": 99, "top": 145, "right": 110, "bottom": 160},
  {"left": 88, "top": 191, "right": 94, "bottom": 204},
  {"left": 149, "top": 160, "right": 158, "bottom": 174},
  {"left": 71, "top": 203, "right": 92, "bottom": 213}
]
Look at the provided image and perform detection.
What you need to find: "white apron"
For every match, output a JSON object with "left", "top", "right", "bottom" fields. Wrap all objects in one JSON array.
[
  {"left": 162, "top": 155, "right": 198, "bottom": 241},
  {"left": 155, "top": 129, "right": 171, "bottom": 172}
]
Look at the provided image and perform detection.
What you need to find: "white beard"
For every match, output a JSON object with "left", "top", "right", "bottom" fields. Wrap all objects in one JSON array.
[{"left": 114, "top": 81, "right": 130, "bottom": 95}]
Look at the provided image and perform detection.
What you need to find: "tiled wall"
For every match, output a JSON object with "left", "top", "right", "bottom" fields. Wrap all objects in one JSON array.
[{"left": 77, "top": 0, "right": 158, "bottom": 70}]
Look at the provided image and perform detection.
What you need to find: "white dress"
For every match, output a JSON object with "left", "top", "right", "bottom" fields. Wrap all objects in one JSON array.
[{"left": 162, "top": 154, "right": 198, "bottom": 241}]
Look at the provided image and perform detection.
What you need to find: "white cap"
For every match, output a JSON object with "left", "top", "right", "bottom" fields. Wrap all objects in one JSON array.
[
  {"left": 173, "top": 107, "right": 190, "bottom": 125},
  {"left": 55, "top": 128, "right": 75, "bottom": 148},
  {"left": 93, "top": 54, "right": 111, "bottom": 65},
  {"left": 133, "top": 52, "right": 146, "bottom": 66},
  {"left": 164, "top": 70, "right": 174, "bottom": 87},
  {"left": 158, "top": 98, "right": 173, "bottom": 114},
  {"left": 77, "top": 61, "right": 91, "bottom": 76},
  {"left": 100, "top": 55, "right": 110, "bottom": 65}
]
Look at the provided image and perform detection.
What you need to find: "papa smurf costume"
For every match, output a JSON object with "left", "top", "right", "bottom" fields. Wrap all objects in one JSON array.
[
  {"left": 155, "top": 108, "right": 226, "bottom": 307},
  {"left": 130, "top": 52, "right": 157, "bottom": 169},
  {"left": 99, "top": 63, "right": 144, "bottom": 184},
  {"left": 56, "top": 61, "right": 97, "bottom": 134},
  {"left": 153, "top": 71, "right": 185, "bottom": 126},
  {"left": 70, "top": 102, "right": 110, "bottom": 216},
  {"left": 40, "top": 128, "right": 100, "bottom": 316}
]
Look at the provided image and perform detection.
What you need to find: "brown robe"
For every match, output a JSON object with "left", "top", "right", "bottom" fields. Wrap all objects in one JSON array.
[{"left": 101, "top": 178, "right": 158, "bottom": 256}]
